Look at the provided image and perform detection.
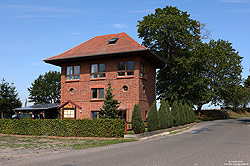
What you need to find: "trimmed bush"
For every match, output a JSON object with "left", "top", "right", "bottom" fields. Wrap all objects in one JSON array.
[
  {"left": 0, "top": 119, "right": 125, "bottom": 138},
  {"left": 171, "top": 101, "right": 180, "bottom": 126},
  {"left": 158, "top": 99, "right": 168, "bottom": 129},
  {"left": 147, "top": 101, "right": 159, "bottom": 132},
  {"left": 131, "top": 104, "right": 145, "bottom": 134}
]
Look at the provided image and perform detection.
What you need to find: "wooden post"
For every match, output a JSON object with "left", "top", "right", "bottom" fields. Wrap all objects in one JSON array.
[{"left": 125, "top": 121, "right": 127, "bottom": 134}]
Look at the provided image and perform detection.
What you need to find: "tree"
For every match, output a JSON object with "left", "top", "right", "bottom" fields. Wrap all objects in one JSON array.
[
  {"left": 28, "top": 71, "right": 61, "bottom": 104},
  {"left": 137, "top": 6, "right": 243, "bottom": 111},
  {"left": 137, "top": 6, "right": 210, "bottom": 107},
  {"left": 131, "top": 104, "right": 145, "bottom": 134},
  {"left": 205, "top": 40, "right": 243, "bottom": 107},
  {"left": 138, "top": 6, "right": 202, "bottom": 59},
  {"left": 222, "top": 85, "right": 248, "bottom": 110},
  {"left": 0, "top": 79, "right": 22, "bottom": 118},
  {"left": 243, "top": 76, "right": 250, "bottom": 108},
  {"left": 158, "top": 99, "right": 168, "bottom": 129},
  {"left": 99, "top": 82, "right": 120, "bottom": 119},
  {"left": 147, "top": 101, "right": 159, "bottom": 131}
]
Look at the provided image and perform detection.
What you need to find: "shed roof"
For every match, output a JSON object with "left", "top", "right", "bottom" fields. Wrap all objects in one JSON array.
[{"left": 14, "top": 103, "right": 60, "bottom": 111}]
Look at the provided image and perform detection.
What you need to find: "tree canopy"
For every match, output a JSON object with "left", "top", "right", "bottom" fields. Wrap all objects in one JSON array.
[
  {"left": 0, "top": 79, "right": 22, "bottom": 115},
  {"left": 28, "top": 71, "right": 61, "bottom": 104},
  {"left": 137, "top": 6, "right": 243, "bottom": 110}
]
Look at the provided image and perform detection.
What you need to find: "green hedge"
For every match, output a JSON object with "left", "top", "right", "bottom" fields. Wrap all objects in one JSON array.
[{"left": 0, "top": 119, "right": 125, "bottom": 138}]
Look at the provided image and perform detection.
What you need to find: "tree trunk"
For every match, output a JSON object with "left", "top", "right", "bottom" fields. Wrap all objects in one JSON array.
[{"left": 196, "top": 105, "right": 203, "bottom": 115}]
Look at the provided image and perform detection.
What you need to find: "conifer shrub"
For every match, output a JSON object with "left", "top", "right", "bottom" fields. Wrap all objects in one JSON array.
[
  {"left": 99, "top": 82, "right": 120, "bottom": 119},
  {"left": 158, "top": 99, "right": 168, "bottom": 129},
  {"left": 184, "top": 103, "right": 190, "bottom": 124},
  {"left": 165, "top": 100, "right": 174, "bottom": 128},
  {"left": 171, "top": 101, "right": 180, "bottom": 126},
  {"left": 131, "top": 104, "right": 145, "bottom": 134},
  {"left": 190, "top": 107, "right": 196, "bottom": 122},
  {"left": 179, "top": 102, "right": 185, "bottom": 125},
  {"left": 147, "top": 101, "right": 159, "bottom": 132},
  {"left": 183, "top": 104, "right": 187, "bottom": 124}
]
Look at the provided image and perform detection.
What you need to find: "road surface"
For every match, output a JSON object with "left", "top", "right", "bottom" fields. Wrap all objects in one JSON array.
[{"left": 4, "top": 118, "right": 250, "bottom": 166}]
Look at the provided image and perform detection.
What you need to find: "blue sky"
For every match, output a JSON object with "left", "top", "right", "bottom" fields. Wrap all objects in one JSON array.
[{"left": 0, "top": 0, "right": 250, "bottom": 107}]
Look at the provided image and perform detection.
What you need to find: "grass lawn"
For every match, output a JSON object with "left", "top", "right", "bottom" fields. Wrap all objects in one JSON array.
[
  {"left": 126, "top": 128, "right": 148, "bottom": 135},
  {"left": 0, "top": 134, "right": 136, "bottom": 150}
]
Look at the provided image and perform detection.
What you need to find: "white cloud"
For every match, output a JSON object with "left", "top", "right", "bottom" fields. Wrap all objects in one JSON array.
[
  {"left": 1, "top": 4, "right": 98, "bottom": 19},
  {"left": 113, "top": 24, "right": 128, "bottom": 29},
  {"left": 12, "top": 14, "right": 70, "bottom": 19},
  {"left": 5, "top": 4, "right": 83, "bottom": 13},
  {"left": 225, "top": 9, "right": 250, "bottom": 13}
]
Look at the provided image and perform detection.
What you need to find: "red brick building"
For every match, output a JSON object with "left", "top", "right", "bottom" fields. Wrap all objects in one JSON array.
[{"left": 44, "top": 32, "right": 165, "bottom": 124}]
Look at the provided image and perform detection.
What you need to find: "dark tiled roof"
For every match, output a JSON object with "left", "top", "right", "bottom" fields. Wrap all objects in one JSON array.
[{"left": 14, "top": 103, "right": 60, "bottom": 111}]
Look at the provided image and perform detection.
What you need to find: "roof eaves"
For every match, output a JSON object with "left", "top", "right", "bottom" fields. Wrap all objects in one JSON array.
[
  {"left": 122, "top": 32, "right": 147, "bottom": 49},
  {"left": 57, "top": 100, "right": 82, "bottom": 109},
  {"left": 44, "top": 49, "right": 147, "bottom": 63},
  {"left": 146, "top": 50, "right": 166, "bottom": 68}
]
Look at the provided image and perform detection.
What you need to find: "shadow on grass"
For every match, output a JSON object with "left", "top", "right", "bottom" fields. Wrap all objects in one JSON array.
[
  {"left": 196, "top": 110, "right": 229, "bottom": 121},
  {"left": 237, "top": 118, "right": 250, "bottom": 124}
]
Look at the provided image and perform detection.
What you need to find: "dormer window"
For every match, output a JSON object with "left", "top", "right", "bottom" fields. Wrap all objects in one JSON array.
[
  {"left": 67, "top": 66, "right": 80, "bottom": 80},
  {"left": 108, "top": 38, "right": 119, "bottom": 44}
]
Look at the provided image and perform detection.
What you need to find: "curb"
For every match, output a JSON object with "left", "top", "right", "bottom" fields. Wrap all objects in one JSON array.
[{"left": 124, "top": 123, "right": 196, "bottom": 140}]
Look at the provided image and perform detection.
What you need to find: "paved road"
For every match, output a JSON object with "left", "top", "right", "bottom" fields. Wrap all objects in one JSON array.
[{"left": 4, "top": 118, "right": 250, "bottom": 166}]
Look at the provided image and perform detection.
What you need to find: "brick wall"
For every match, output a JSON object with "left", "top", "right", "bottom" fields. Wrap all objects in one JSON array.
[{"left": 60, "top": 55, "right": 156, "bottom": 123}]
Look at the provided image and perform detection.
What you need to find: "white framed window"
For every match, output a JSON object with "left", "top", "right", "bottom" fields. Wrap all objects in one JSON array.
[{"left": 63, "top": 109, "right": 75, "bottom": 119}]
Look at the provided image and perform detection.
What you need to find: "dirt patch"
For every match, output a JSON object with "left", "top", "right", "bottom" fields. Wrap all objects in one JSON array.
[
  {"left": 0, "top": 134, "right": 134, "bottom": 165},
  {"left": 0, "top": 147, "right": 70, "bottom": 163},
  {"left": 227, "top": 110, "right": 250, "bottom": 118}
]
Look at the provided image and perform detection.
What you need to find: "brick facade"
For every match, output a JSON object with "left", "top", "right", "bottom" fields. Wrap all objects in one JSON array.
[
  {"left": 60, "top": 55, "right": 155, "bottom": 123},
  {"left": 44, "top": 32, "right": 165, "bottom": 125}
]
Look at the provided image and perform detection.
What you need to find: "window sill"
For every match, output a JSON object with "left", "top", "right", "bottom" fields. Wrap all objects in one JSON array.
[
  {"left": 90, "top": 99, "right": 104, "bottom": 102},
  {"left": 90, "top": 78, "right": 106, "bottom": 81},
  {"left": 65, "top": 79, "right": 80, "bottom": 83},
  {"left": 117, "top": 76, "right": 134, "bottom": 79}
]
